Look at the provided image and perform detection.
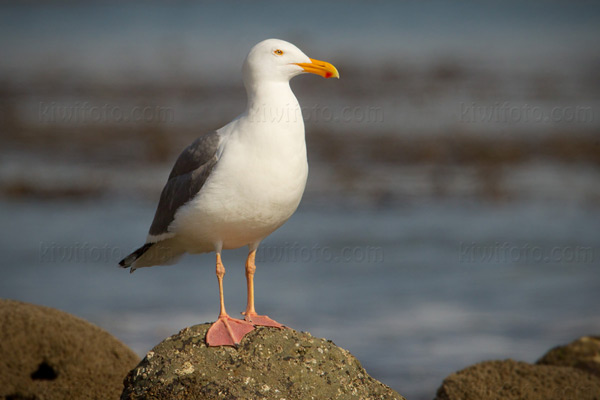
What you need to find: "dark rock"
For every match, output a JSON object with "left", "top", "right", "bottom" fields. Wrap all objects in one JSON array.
[
  {"left": 537, "top": 335, "right": 600, "bottom": 377},
  {"left": 0, "top": 299, "right": 140, "bottom": 400},
  {"left": 434, "top": 359, "right": 600, "bottom": 400},
  {"left": 121, "top": 323, "right": 405, "bottom": 400}
]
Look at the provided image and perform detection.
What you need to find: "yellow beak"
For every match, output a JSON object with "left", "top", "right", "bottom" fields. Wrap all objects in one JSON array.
[{"left": 294, "top": 58, "right": 340, "bottom": 79}]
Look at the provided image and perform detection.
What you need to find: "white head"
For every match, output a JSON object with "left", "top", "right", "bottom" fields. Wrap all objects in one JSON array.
[{"left": 242, "top": 38, "right": 339, "bottom": 87}]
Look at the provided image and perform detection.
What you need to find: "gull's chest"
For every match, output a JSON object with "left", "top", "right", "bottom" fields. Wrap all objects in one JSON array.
[
  {"left": 218, "top": 131, "right": 308, "bottom": 206},
  {"left": 173, "top": 128, "right": 308, "bottom": 249},
  {"left": 188, "top": 127, "right": 309, "bottom": 232}
]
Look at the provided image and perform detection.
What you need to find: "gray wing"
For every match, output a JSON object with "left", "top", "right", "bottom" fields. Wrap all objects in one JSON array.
[{"left": 148, "top": 131, "right": 221, "bottom": 237}]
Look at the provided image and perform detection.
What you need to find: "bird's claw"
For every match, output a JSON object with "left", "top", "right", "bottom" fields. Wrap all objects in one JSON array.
[
  {"left": 243, "top": 312, "right": 285, "bottom": 328},
  {"left": 206, "top": 315, "right": 255, "bottom": 347}
]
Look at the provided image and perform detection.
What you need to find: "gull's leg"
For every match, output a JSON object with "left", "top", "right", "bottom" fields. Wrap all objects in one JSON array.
[
  {"left": 242, "top": 249, "right": 284, "bottom": 328},
  {"left": 206, "top": 253, "right": 254, "bottom": 347},
  {"left": 244, "top": 249, "right": 257, "bottom": 317},
  {"left": 216, "top": 253, "right": 227, "bottom": 318}
]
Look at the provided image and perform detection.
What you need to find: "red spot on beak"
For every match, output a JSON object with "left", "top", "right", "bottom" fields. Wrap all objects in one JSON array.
[{"left": 325, "top": 72, "right": 333, "bottom": 78}]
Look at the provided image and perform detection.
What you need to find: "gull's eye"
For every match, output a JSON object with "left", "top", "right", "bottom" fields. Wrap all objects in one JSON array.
[{"left": 274, "top": 49, "right": 284, "bottom": 56}]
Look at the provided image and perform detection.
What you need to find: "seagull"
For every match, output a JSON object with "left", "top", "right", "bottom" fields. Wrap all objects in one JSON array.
[{"left": 119, "top": 39, "right": 339, "bottom": 347}]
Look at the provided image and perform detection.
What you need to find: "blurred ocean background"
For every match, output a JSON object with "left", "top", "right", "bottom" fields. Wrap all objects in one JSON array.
[{"left": 1, "top": 1, "right": 599, "bottom": 399}]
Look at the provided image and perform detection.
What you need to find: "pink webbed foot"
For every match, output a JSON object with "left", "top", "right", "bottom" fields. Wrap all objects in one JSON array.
[
  {"left": 243, "top": 312, "right": 286, "bottom": 328},
  {"left": 206, "top": 315, "right": 255, "bottom": 347}
]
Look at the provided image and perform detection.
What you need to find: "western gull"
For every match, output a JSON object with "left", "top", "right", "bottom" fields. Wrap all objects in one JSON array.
[{"left": 119, "top": 39, "right": 339, "bottom": 347}]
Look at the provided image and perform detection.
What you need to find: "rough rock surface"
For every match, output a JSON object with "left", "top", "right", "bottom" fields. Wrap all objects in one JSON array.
[
  {"left": 537, "top": 335, "right": 600, "bottom": 378},
  {"left": 0, "top": 299, "right": 140, "bottom": 400},
  {"left": 434, "top": 359, "right": 600, "bottom": 400},
  {"left": 121, "top": 323, "right": 405, "bottom": 400}
]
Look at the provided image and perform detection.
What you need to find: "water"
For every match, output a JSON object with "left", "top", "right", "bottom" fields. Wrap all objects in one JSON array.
[
  {"left": 3, "top": 1, "right": 599, "bottom": 142},
  {"left": 1, "top": 197, "right": 598, "bottom": 399},
  {"left": 2, "top": 1, "right": 599, "bottom": 81}
]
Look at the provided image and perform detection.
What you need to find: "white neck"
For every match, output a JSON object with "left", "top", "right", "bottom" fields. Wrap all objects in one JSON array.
[{"left": 244, "top": 80, "right": 303, "bottom": 126}]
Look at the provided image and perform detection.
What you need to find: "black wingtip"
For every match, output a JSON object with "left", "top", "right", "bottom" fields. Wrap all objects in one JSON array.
[{"left": 118, "top": 243, "right": 154, "bottom": 270}]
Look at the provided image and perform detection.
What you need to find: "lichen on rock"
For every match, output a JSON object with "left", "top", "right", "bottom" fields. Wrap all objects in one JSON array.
[{"left": 121, "top": 323, "right": 405, "bottom": 400}]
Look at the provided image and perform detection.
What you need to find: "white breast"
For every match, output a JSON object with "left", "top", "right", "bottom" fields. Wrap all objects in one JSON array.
[{"left": 172, "top": 114, "right": 309, "bottom": 252}]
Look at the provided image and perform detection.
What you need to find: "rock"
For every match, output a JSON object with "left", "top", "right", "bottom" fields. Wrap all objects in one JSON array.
[
  {"left": 121, "top": 323, "right": 405, "bottom": 400},
  {"left": 0, "top": 299, "right": 140, "bottom": 400},
  {"left": 434, "top": 359, "right": 600, "bottom": 400},
  {"left": 537, "top": 335, "right": 600, "bottom": 377}
]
